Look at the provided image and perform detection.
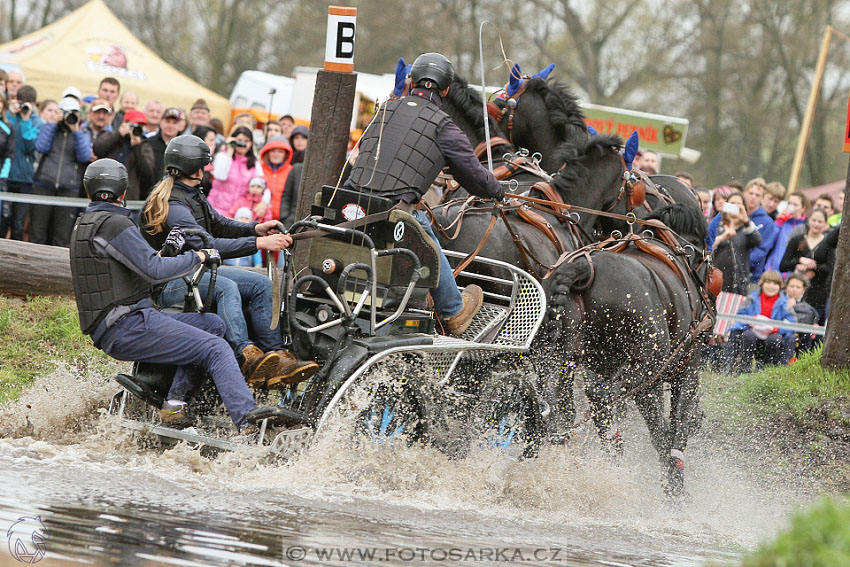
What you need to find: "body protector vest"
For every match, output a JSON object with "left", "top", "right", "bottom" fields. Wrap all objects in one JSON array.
[
  {"left": 141, "top": 184, "right": 213, "bottom": 251},
  {"left": 348, "top": 95, "right": 449, "bottom": 199},
  {"left": 70, "top": 211, "right": 152, "bottom": 335}
]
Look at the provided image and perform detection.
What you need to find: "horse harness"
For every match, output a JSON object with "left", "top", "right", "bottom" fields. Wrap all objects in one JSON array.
[{"left": 486, "top": 80, "right": 531, "bottom": 145}]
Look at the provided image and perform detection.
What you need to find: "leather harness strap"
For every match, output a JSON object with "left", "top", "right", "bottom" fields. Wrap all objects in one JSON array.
[{"left": 473, "top": 137, "right": 513, "bottom": 160}]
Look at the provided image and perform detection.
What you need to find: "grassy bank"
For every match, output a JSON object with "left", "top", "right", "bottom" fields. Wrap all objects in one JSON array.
[{"left": 0, "top": 295, "right": 111, "bottom": 404}]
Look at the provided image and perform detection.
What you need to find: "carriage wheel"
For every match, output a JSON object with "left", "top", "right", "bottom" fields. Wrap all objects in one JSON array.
[
  {"left": 357, "top": 381, "right": 429, "bottom": 446},
  {"left": 470, "top": 374, "right": 543, "bottom": 459}
]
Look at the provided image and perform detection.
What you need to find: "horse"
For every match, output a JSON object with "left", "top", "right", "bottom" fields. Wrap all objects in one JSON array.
[{"left": 545, "top": 203, "right": 714, "bottom": 496}]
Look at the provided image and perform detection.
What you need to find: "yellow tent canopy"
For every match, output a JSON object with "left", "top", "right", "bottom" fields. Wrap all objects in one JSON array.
[{"left": 0, "top": 0, "right": 231, "bottom": 120}]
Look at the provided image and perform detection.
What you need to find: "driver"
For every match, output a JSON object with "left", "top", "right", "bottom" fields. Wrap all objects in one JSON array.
[
  {"left": 346, "top": 52, "right": 504, "bottom": 335},
  {"left": 140, "top": 135, "right": 318, "bottom": 390},
  {"left": 69, "top": 158, "right": 274, "bottom": 434}
]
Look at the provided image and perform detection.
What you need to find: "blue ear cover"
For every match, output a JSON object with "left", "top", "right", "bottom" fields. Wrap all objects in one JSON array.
[
  {"left": 507, "top": 63, "right": 523, "bottom": 97},
  {"left": 623, "top": 131, "right": 640, "bottom": 170},
  {"left": 393, "top": 58, "right": 407, "bottom": 97},
  {"left": 532, "top": 63, "right": 555, "bottom": 81},
  {"left": 587, "top": 125, "right": 598, "bottom": 137}
]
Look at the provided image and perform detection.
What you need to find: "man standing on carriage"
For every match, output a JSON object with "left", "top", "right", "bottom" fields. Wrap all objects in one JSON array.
[{"left": 346, "top": 52, "right": 504, "bottom": 335}]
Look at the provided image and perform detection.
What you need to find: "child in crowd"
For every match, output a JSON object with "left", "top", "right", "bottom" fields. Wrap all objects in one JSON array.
[
  {"left": 229, "top": 176, "right": 273, "bottom": 223},
  {"left": 222, "top": 207, "right": 264, "bottom": 268},
  {"left": 726, "top": 270, "right": 796, "bottom": 374},
  {"left": 783, "top": 272, "right": 819, "bottom": 355}
]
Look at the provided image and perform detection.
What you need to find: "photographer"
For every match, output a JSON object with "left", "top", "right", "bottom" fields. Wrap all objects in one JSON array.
[
  {"left": 5, "top": 86, "right": 41, "bottom": 241},
  {"left": 0, "top": 94, "right": 14, "bottom": 238},
  {"left": 93, "top": 108, "right": 155, "bottom": 201},
  {"left": 207, "top": 126, "right": 267, "bottom": 217},
  {"left": 30, "top": 95, "right": 91, "bottom": 247}
]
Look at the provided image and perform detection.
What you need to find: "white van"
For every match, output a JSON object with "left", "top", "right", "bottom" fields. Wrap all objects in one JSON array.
[{"left": 229, "top": 70, "right": 295, "bottom": 117}]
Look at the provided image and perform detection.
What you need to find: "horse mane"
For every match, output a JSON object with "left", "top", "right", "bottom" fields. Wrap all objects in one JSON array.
[
  {"left": 551, "top": 134, "right": 623, "bottom": 195},
  {"left": 446, "top": 74, "right": 486, "bottom": 128},
  {"left": 524, "top": 78, "right": 588, "bottom": 162},
  {"left": 645, "top": 203, "right": 708, "bottom": 248}
]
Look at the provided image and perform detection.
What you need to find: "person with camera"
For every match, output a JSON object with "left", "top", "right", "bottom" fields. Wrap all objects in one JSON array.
[
  {"left": 207, "top": 125, "right": 268, "bottom": 218},
  {"left": 5, "top": 84, "right": 43, "bottom": 238},
  {"left": 83, "top": 98, "right": 113, "bottom": 147},
  {"left": 0, "top": 93, "right": 14, "bottom": 238},
  {"left": 30, "top": 95, "right": 91, "bottom": 247},
  {"left": 70, "top": 158, "right": 275, "bottom": 433},
  {"left": 93, "top": 108, "right": 155, "bottom": 202},
  {"left": 711, "top": 191, "right": 762, "bottom": 296}
]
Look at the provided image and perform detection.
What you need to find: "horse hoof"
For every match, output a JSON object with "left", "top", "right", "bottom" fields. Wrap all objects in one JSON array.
[{"left": 664, "top": 453, "right": 685, "bottom": 497}]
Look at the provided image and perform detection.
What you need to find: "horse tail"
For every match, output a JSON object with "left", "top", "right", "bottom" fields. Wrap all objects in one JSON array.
[{"left": 543, "top": 256, "right": 591, "bottom": 343}]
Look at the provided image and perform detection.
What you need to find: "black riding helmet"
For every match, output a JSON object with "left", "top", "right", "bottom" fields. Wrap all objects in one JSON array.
[
  {"left": 83, "top": 158, "right": 128, "bottom": 201},
  {"left": 164, "top": 134, "right": 212, "bottom": 177},
  {"left": 410, "top": 52, "right": 454, "bottom": 91}
]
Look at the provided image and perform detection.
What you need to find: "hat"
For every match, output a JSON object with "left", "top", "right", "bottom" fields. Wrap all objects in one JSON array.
[
  {"left": 90, "top": 98, "right": 112, "bottom": 113},
  {"left": 58, "top": 96, "right": 81, "bottom": 113},
  {"left": 61, "top": 86, "right": 82, "bottom": 100},
  {"left": 290, "top": 125, "right": 310, "bottom": 139},
  {"left": 191, "top": 98, "right": 210, "bottom": 112},
  {"left": 124, "top": 109, "right": 147, "bottom": 124},
  {"left": 82, "top": 95, "right": 96, "bottom": 104},
  {"left": 163, "top": 107, "right": 183, "bottom": 120},
  {"left": 234, "top": 207, "right": 253, "bottom": 220},
  {"left": 248, "top": 176, "right": 266, "bottom": 189}
]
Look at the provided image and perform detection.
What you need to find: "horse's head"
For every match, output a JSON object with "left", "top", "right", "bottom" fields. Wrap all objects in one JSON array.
[{"left": 550, "top": 134, "right": 625, "bottom": 232}]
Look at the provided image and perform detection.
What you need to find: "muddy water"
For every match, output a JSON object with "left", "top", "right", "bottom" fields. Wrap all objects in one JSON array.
[{"left": 0, "top": 364, "right": 809, "bottom": 566}]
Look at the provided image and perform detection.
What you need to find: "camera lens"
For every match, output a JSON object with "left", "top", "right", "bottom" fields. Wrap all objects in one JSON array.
[
  {"left": 132, "top": 125, "right": 144, "bottom": 137},
  {"left": 65, "top": 112, "right": 79, "bottom": 125},
  {"left": 21, "top": 103, "right": 31, "bottom": 113}
]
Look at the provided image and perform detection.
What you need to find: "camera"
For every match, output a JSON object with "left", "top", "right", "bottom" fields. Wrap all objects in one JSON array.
[
  {"left": 64, "top": 111, "right": 79, "bottom": 125},
  {"left": 229, "top": 139, "right": 248, "bottom": 148},
  {"left": 721, "top": 202, "right": 740, "bottom": 215},
  {"left": 20, "top": 102, "right": 32, "bottom": 114},
  {"left": 131, "top": 124, "right": 144, "bottom": 138}
]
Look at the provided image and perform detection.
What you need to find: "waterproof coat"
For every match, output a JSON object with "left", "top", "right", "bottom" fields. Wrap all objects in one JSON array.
[
  {"left": 764, "top": 213, "right": 806, "bottom": 273},
  {"left": 712, "top": 222, "right": 761, "bottom": 296},
  {"left": 208, "top": 150, "right": 264, "bottom": 216},
  {"left": 731, "top": 290, "right": 796, "bottom": 337},
  {"left": 5, "top": 111, "right": 40, "bottom": 183},
  {"left": 707, "top": 207, "right": 777, "bottom": 282},
  {"left": 0, "top": 121, "right": 13, "bottom": 180},
  {"left": 259, "top": 137, "right": 293, "bottom": 221},
  {"left": 33, "top": 122, "right": 91, "bottom": 191}
]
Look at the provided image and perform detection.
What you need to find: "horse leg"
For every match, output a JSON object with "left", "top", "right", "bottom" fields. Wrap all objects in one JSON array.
[
  {"left": 583, "top": 367, "right": 624, "bottom": 454},
  {"left": 536, "top": 342, "right": 576, "bottom": 443},
  {"left": 665, "top": 361, "right": 702, "bottom": 497},
  {"left": 633, "top": 381, "right": 672, "bottom": 477}
]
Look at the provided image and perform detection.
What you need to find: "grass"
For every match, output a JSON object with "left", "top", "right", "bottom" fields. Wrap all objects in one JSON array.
[
  {"left": 702, "top": 347, "right": 850, "bottom": 427},
  {"left": 740, "top": 497, "right": 850, "bottom": 567},
  {"left": 0, "top": 295, "right": 112, "bottom": 404}
]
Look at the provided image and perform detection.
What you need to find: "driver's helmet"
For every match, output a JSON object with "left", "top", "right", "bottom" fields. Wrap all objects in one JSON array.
[
  {"left": 164, "top": 134, "right": 212, "bottom": 177},
  {"left": 83, "top": 158, "right": 128, "bottom": 201},
  {"left": 410, "top": 53, "right": 454, "bottom": 91}
]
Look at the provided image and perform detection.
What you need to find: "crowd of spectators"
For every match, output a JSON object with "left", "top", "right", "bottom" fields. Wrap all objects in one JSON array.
[
  {"left": 677, "top": 171, "right": 843, "bottom": 374},
  {"left": 0, "top": 70, "right": 310, "bottom": 249}
]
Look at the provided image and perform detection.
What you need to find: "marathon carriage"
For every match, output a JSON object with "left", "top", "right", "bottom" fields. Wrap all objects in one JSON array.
[{"left": 107, "top": 186, "right": 547, "bottom": 459}]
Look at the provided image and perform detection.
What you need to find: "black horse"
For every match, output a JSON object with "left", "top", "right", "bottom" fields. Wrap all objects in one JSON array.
[{"left": 546, "top": 203, "right": 713, "bottom": 496}]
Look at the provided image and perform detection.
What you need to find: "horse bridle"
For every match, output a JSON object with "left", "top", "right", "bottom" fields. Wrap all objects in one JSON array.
[{"left": 486, "top": 79, "right": 531, "bottom": 145}]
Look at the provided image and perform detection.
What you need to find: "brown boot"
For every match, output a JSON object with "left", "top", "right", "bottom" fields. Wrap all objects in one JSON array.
[
  {"left": 265, "top": 351, "right": 320, "bottom": 389},
  {"left": 241, "top": 345, "right": 281, "bottom": 386},
  {"left": 443, "top": 284, "right": 484, "bottom": 336}
]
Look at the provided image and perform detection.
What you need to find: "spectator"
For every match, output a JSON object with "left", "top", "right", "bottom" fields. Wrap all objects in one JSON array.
[
  {"left": 38, "top": 99, "right": 60, "bottom": 124},
  {"left": 61, "top": 86, "right": 82, "bottom": 103},
  {"left": 222, "top": 207, "right": 263, "bottom": 267},
  {"left": 191, "top": 125, "right": 218, "bottom": 195},
  {"left": 231, "top": 112, "right": 256, "bottom": 133},
  {"left": 263, "top": 119, "right": 282, "bottom": 144},
  {"left": 189, "top": 99, "right": 211, "bottom": 132},
  {"left": 762, "top": 181, "right": 785, "bottom": 220},
  {"left": 779, "top": 208, "right": 834, "bottom": 325},
  {"left": 828, "top": 190, "right": 843, "bottom": 226},
  {"left": 711, "top": 185, "right": 733, "bottom": 217},
  {"left": 6, "top": 71, "right": 24, "bottom": 100},
  {"left": 726, "top": 270, "right": 796, "bottom": 374},
  {"left": 289, "top": 125, "right": 309, "bottom": 165},
  {"left": 111, "top": 90, "right": 138, "bottom": 129},
  {"left": 142, "top": 100, "right": 163, "bottom": 137},
  {"left": 93, "top": 108, "right": 155, "bottom": 201},
  {"left": 209, "top": 117, "right": 225, "bottom": 137},
  {"left": 0, "top": 94, "right": 14, "bottom": 238},
  {"left": 0, "top": 69, "right": 7, "bottom": 94},
  {"left": 279, "top": 162, "right": 302, "bottom": 239},
  {"left": 674, "top": 171, "right": 693, "bottom": 187},
  {"left": 279, "top": 115, "right": 295, "bottom": 139},
  {"left": 4, "top": 85, "right": 42, "bottom": 241},
  {"left": 208, "top": 125, "right": 266, "bottom": 217},
  {"left": 728, "top": 180, "right": 744, "bottom": 191},
  {"left": 30, "top": 96, "right": 91, "bottom": 247},
  {"left": 176, "top": 107, "right": 189, "bottom": 134},
  {"left": 813, "top": 194, "right": 834, "bottom": 218},
  {"left": 765, "top": 191, "right": 808, "bottom": 273},
  {"left": 694, "top": 186, "right": 711, "bottom": 219},
  {"left": 229, "top": 176, "right": 272, "bottom": 223},
  {"left": 149, "top": 107, "right": 183, "bottom": 181},
  {"left": 642, "top": 149, "right": 660, "bottom": 174},
  {"left": 742, "top": 177, "right": 777, "bottom": 282},
  {"left": 259, "top": 135, "right": 293, "bottom": 224},
  {"left": 710, "top": 192, "right": 761, "bottom": 296},
  {"left": 97, "top": 77, "right": 120, "bottom": 109},
  {"left": 84, "top": 98, "right": 113, "bottom": 146},
  {"left": 783, "top": 272, "right": 818, "bottom": 354},
  {"left": 632, "top": 149, "right": 644, "bottom": 172}
]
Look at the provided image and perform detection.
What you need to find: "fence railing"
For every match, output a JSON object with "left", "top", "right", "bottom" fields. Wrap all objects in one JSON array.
[{"left": 0, "top": 192, "right": 145, "bottom": 210}]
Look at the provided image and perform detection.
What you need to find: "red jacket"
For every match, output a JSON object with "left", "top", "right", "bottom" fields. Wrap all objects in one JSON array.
[{"left": 259, "top": 137, "right": 293, "bottom": 221}]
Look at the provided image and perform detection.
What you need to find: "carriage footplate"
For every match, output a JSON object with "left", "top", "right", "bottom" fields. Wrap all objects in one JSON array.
[
  {"left": 456, "top": 302, "right": 509, "bottom": 344},
  {"left": 246, "top": 404, "right": 314, "bottom": 428}
]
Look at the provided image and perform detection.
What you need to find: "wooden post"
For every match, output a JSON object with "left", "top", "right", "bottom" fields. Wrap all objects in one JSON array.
[
  {"left": 822, "top": 156, "right": 850, "bottom": 369},
  {"left": 292, "top": 6, "right": 358, "bottom": 271},
  {"left": 787, "top": 26, "right": 833, "bottom": 196}
]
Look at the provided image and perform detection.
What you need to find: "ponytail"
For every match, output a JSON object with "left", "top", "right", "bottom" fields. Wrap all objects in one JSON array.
[{"left": 142, "top": 176, "right": 175, "bottom": 235}]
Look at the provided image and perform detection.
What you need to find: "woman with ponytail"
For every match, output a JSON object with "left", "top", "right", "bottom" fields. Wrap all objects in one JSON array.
[{"left": 140, "top": 135, "right": 318, "bottom": 389}]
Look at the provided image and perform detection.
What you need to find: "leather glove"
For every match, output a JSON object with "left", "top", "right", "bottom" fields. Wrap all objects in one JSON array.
[
  {"left": 493, "top": 183, "right": 506, "bottom": 202},
  {"left": 160, "top": 228, "right": 186, "bottom": 258},
  {"left": 201, "top": 248, "right": 221, "bottom": 266}
]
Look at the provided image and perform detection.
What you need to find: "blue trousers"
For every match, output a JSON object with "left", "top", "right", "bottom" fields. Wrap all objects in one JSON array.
[
  {"left": 412, "top": 209, "right": 464, "bottom": 318},
  {"left": 97, "top": 309, "right": 257, "bottom": 428},
  {"left": 157, "top": 267, "right": 283, "bottom": 355}
]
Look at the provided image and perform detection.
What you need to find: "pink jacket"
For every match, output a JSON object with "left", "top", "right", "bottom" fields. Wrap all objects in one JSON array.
[
  {"left": 229, "top": 190, "right": 273, "bottom": 223},
  {"left": 207, "top": 151, "right": 264, "bottom": 216}
]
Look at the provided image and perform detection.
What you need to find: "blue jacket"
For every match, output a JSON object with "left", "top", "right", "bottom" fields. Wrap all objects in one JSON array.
[
  {"left": 0, "top": 121, "right": 12, "bottom": 179},
  {"left": 33, "top": 122, "right": 92, "bottom": 190},
  {"left": 731, "top": 290, "right": 796, "bottom": 337},
  {"left": 764, "top": 215, "right": 806, "bottom": 273},
  {"left": 5, "top": 110, "right": 42, "bottom": 183},
  {"left": 747, "top": 207, "right": 777, "bottom": 282}
]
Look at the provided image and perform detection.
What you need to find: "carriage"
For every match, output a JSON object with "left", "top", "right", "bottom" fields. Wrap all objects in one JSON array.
[{"left": 107, "top": 186, "right": 548, "bottom": 459}]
